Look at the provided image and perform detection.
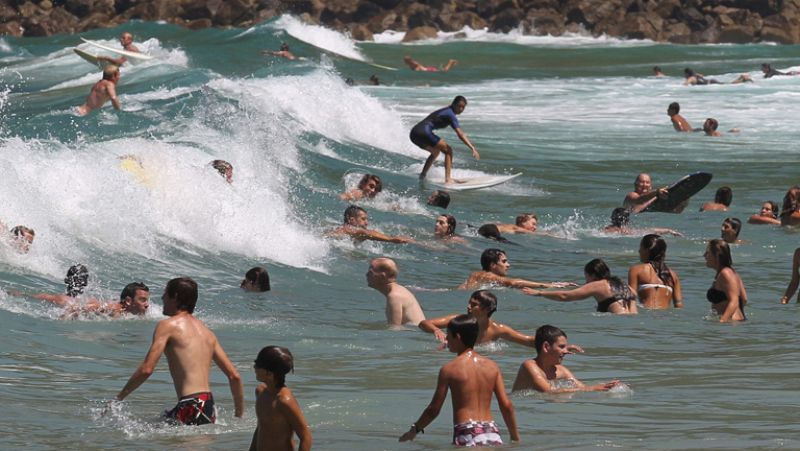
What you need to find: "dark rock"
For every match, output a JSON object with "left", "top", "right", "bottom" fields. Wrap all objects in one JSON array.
[
  {"left": 352, "top": 2, "right": 382, "bottom": 22},
  {"left": 527, "top": 8, "right": 565, "bottom": 35},
  {"left": 366, "top": 10, "right": 400, "bottom": 32},
  {"left": 489, "top": 8, "right": 523, "bottom": 32},
  {"left": 185, "top": 17, "right": 212, "bottom": 29},
  {"left": 367, "top": 0, "right": 402, "bottom": 9},
  {"left": 438, "top": 11, "right": 487, "bottom": 31},
  {"left": 349, "top": 23, "right": 373, "bottom": 40},
  {"left": 665, "top": 22, "right": 693, "bottom": 43},
  {"left": 77, "top": 12, "right": 111, "bottom": 31},
  {"left": 48, "top": 6, "right": 79, "bottom": 32},
  {"left": 18, "top": 1, "right": 41, "bottom": 18},
  {"left": 760, "top": 14, "right": 800, "bottom": 43},
  {"left": 408, "top": 10, "right": 436, "bottom": 28},
  {"left": 618, "top": 12, "right": 660, "bottom": 40},
  {"left": 0, "top": 20, "right": 24, "bottom": 36},
  {"left": 401, "top": 25, "right": 438, "bottom": 42}
]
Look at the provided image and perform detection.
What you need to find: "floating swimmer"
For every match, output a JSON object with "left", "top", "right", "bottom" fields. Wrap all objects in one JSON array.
[
  {"left": 261, "top": 42, "right": 296, "bottom": 60},
  {"left": 459, "top": 248, "right": 574, "bottom": 290},
  {"left": 241, "top": 266, "right": 270, "bottom": 292},
  {"left": 340, "top": 174, "right": 382, "bottom": 202},
  {"left": 748, "top": 201, "right": 781, "bottom": 225},
  {"left": 327, "top": 205, "right": 416, "bottom": 244},
  {"left": 402, "top": 55, "right": 458, "bottom": 73},
  {"left": 512, "top": 325, "right": 623, "bottom": 393},
  {"left": 76, "top": 65, "right": 121, "bottom": 116},
  {"left": 700, "top": 186, "right": 732, "bottom": 212}
]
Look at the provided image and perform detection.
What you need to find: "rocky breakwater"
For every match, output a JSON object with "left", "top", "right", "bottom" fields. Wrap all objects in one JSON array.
[{"left": 1, "top": 0, "right": 800, "bottom": 45}]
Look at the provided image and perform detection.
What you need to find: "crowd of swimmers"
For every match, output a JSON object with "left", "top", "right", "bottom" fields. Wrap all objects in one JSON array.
[{"left": 8, "top": 31, "right": 799, "bottom": 448}]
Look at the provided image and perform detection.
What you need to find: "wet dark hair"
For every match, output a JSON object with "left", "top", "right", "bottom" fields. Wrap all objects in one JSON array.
[
  {"left": 780, "top": 185, "right": 800, "bottom": 220},
  {"left": 452, "top": 95, "right": 467, "bottom": 108},
  {"left": 254, "top": 346, "right": 294, "bottom": 389},
  {"left": 761, "top": 63, "right": 771, "bottom": 70},
  {"left": 668, "top": 102, "right": 680, "bottom": 114},
  {"left": 440, "top": 214, "right": 457, "bottom": 236},
  {"left": 714, "top": 186, "right": 733, "bottom": 206},
  {"left": 471, "top": 290, "right": 497, "bottom": 317},
  {"left": 477, "top": 224, "right": 510, "bottom": 243},
  {"left": 684, "top": 67, "right": 695, "bottom": 77},
  {"left": 344, "top": 205, "right": 366, "bottom": 224},
  {"left": 722, "top": 217, "right": 742, "bottom": 239},
  {"left": 534, "top": 324, "right": 566, "bottom": 354},
  {"left": 640, "top": 234, "right": 674, "bottom": 287},
  {"left": 165, "top": 277, "right": 198, "bottom": 313},
  {"left": 480, "top": 248, "right": 505, "bottom": 271},
  {"left": 344, "top": 77, "right": 354, "bottom": 86},
  {"left": 704, "top": 118, "right": 719, "bottom": 132},
  {"left": 653, "top": 66, "right": 662, "bottom": 73},
  {"left": 120, "top": 282, "right": 149, "bottom": 302},
  {"left": 427, "top": 190, "right": 450, "bottom": 209},
  {"left": 610, "top": 207, "right": 630, "bottom": 227},
  {"left": 763, "top": 200, "right": 779, "bottom": 219},
  {"left": 280, "top": 42, "right": 289, "bottom": 51},
  {"left": 369, "top": 74, "right": 380, "bottom": 85},
  {"left": 244, "top": 266, "right": 271, "bottom": 292},
  {"left": 515, "top": 213, "right": 537, "bottom": 227},
  {"left": 357, "top": 174, "right": 382, "bottom": 197},
  {"left": 584, "top": 258, "right": 635, "bottom": 302},
  {"left": 707, "top": 239, "right": 733, "bottom": 269},
  {"left": 64, "top": 264, "right": 89, "bottom": 297},
  {"left": 447, "top": 314, "right": 478, "bottom": 348}
]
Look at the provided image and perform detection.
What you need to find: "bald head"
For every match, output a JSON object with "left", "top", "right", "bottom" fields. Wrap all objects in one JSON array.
[{"left": 371, "top": 258, "right": 397, "bottom": 279}]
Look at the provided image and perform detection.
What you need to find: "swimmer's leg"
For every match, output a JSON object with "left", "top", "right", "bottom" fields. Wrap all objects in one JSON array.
[{"left": 420, "top": 146, "right": 440, "bottom": 180}]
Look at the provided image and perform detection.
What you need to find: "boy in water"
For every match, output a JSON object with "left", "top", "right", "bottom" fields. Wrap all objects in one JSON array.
[
  {"left": 76, "top": 65, "right": 121, "bottom": 115},
  {"left": 512, "top": 325, "right": 621, "bottom": 393},
  {"left": 400, "top": 314, "right": 519, "bottom": 446},
  {"left": 250, "top": 346, "right": 312, "bottom": 451},
  {"left": 667, "top": 102, "right": 700, "bottom": 132}
]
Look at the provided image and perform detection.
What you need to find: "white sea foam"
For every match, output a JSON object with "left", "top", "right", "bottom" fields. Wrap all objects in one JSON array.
[{"left": 271, "top": 15, "right": 367, "bottom": 61}]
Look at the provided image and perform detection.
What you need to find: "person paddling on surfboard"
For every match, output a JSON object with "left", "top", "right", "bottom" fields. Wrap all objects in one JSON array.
[
  {"left": 96, "top": 32, "right": 140, "bottom": 66},
  {"left": 411, "top": 96, "right": 479, "bottom": 184},
  {"left": 76, "top": 65, "right": 121, "bottom": 116},
  {"left": 261, "top": 42, "right": 296, "bottom": 60}
]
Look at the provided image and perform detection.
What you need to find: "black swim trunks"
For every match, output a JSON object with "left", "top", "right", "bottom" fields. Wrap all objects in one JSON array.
[{"left": 164, "top": 392, "right": 216, "bottom": 426}]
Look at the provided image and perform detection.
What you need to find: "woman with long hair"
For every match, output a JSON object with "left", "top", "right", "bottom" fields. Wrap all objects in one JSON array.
[
  {"left": 780, "top": 185, "right": 800, "bottom": 226},
  {"left": 628, "top": 235, "right": 683, "bottom": 309},
  {"left": 523, "top": 258, "right": 637, "bottom": 314},
  {"left": 704, "top": 239, "right": 747, "bottom": 322}
]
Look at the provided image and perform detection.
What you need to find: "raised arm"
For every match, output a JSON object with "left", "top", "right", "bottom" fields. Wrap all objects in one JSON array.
[
  {"left": 400, "top": 368, "right": 449, "bottom": 442},
  {"left": 493, "top": 369, "right": 519, "bottom": 442},
  {"left": 278, "top": 391, "right": 313, "bottom": 451},
  {"left": 116, "top": 322, "right": 169, "bottom": 400},
  {"left": 212, "top": 340, "right": 245, "bottom": 418},
  {"left": 781, "top": 248, "right": 800, "bottom": 304}
]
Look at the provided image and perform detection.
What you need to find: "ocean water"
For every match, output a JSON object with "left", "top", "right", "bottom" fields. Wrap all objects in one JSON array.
[{"left": 1, "top": 15, "right": 800, "bottom": 450}]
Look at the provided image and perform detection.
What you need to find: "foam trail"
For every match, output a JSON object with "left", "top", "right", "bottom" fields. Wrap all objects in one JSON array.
[{"left": 272, "top": 15, "right": 367, "bottom": 61}]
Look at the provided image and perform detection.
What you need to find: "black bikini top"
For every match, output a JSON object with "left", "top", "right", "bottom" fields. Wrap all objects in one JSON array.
[{"left": 706, "top": 287, "right": 727, "bottom": 304}]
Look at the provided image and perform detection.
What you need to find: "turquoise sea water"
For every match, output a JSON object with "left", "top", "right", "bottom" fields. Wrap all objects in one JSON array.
[{"left": 2, "top": 15, "right": 800, "bottom": 450}]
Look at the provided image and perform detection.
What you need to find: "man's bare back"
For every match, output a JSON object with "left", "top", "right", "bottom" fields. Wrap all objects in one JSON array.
[
  {"left": 77, "top": 66, "right": 120, "bottom": 116},
  {"left": 253, "top": 384, "right": 301, "bottom": 451},
  {"left": 671, "top": 114, "right": 694, "bottom": 132},
  {"left": 444, "top": 350, "right": 501, "bottom": 423},
  {"left": 386, "top": 284, "right": 425, "bottom": 326}
]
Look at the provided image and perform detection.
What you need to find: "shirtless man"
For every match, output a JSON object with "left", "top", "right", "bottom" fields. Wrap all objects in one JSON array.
[
  {"left": 512, "top": 325, "right": 621, "bottom": 393},
  {"left": 34, "top": 278, "right": 151, "bottom": 318},
  {"left": 667, "top": 102, "right": 700, "bottom": 132},
  {"left": 703, "top": 118, "right": 739, "bottom": 136},
  {"left": 496, "top": 213, "right": 540, "bottom": 234},
  {"left": 400, "top": 314, "right": 519, "bottom": 446},
  {"left": 340, "top": 174, "right": 382, "bottom": 201},
  {"left": 603, "top": 208, "right": 682, "bottom": 236},
  {"left": 419, "top": 290, "right": 581, "bottom": 352},
  {"left": 262, "top": 43, "right": 296, "bottom": 60},
  {"left": 652, "top": 66, "right": 665, "bottom": 77},
  {"left": 700, "top": 186, "right": 732, "bottom": 212},
  {"left": 327, "top": 205, "right": 415, "bottom": 244},
  {"left": 76, "top": 65, "right": 121, "bottom": 116},
  {"left": 410, "top": 96, "right": 479, "bottom": 184},
  {"left": 403, "top": 55, "right": 458, "bottom": 72},
  {"left": 459, "top": 248, "right": 573, "bottom": 290},
  {"left": 367, "top": 257, "right": 425, "bottom": 326},
  {"left": 97, "top": 32, "right": 140, "bottom": 66},
  {"left": 623, "top": 173, "right": 671, "bottom": 213},
  {"left": 115, "top": 277, "right": 244, "bottom": 425}
]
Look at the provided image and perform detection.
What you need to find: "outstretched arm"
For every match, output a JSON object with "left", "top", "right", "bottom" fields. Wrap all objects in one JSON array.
[
  {"left": 419, "top": 315, "right": 456, "bottom": 342},
  {"left": 496, "top": 274, "right": 575, "bottom": 290},
  {"left": 454, "top": 128, "right": 479, "bottom": 160},
  {"left": 522, "top": 281, "right": 601, "bottom": 302}
]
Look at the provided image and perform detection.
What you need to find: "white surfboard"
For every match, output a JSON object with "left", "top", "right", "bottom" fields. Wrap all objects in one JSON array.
[
  {"left": 427, "top": 173, "right": 522, "bottom": 191},
  {"left": 73, "top": 48, "right": 110, "bottom": 69},
  {"left": 80, "top": 37, "right": 153, "bottom": 60}
]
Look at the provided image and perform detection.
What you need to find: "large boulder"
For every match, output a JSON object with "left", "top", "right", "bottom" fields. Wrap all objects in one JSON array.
[
  {"left": 527, "top": 8, "right": 565, "bottom": 35},
  {"left": 348, "top": 23, "right": 373, "bottom": 41},
  {"left": 401, "top": 25, "right": 438, "bottom": 42},
  {"left": 618, "top": 12, "right": 661, "bottom": 40},
  {"left": 760, "top": 14, "right": 800, "bottom": 43},
  {"left": 489, "top": 8, "right": 524, "bottom": 32},
  {"left": 438, "top": 11, "right": 487, "bottom": 31},
  {"left": 665, "top": 21, "right": 693, "bottom": 43},
  {"left": 0, "top": 21, "right": 24, "bottom": 36},
  {"left": 366, "top": 10, "right": 400, "bottom": 32}
]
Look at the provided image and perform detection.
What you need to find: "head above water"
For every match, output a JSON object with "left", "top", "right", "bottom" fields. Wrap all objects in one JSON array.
[
  {"left": 761, "top": 200, "right": 779, "bottom": 218},
  {"left": 480, "top": 248, "right": 506, "bottom": 271},
  {"left": 534, "top": 324, "right": 567, "bottom": 354},
  {"left": 446, "top": 314, "right": 479, "bottom": 349},
  {"left": 344, "top": 205, "right": 367, "bottom": 225},
  {"left": 164, "top": 277, "right": 198, "bottom": 314},
  {"left": 761, "top": 63, "right": 771, "bottom": 72},
  {"left": 435, "top": 214, "right": 457, "bottom": 237},
  {"left": 120, "top": 281, "right": 148, "bottom": 302},
  {"left": 781, "top": 185, "right": 800, "bottom": 218},
  {"left": 254, "top": 345, "right": 294, "bottom": 388},
  {"left": 703, "top": 118, "right": 719, "bottom": 133},
  {"left": 357, "top": 174, "right": 382, "bottom": 198},
  {"left": 515, "top": 213, "right": 538, "bottom": 230},
  {"left": 584, "top": 258, "right": 612, "bottom": 281},
  {"left": 684, "top": 67, "right": 696, "bottom": 78},
  {"left": 242, "top": 266, "right": 271, "bottom": 292},
  {"left": 721, "top": 217, "right": 742, "bottom": 242},
  {"left": 470, "top": 289, "right": 498, "bottom": 317},
  {"left": 211, "top": 160, "right": 233, "bottom": 183},
  {"left": 427, "top": 190, "right": 450, "bottom": 209},
  {"left": 714, "top": 186, "right": 733, "bottom": 206},
  {"left": 706, "top": 238, "right": 733, "bottom": 269},
  {"left": 64, "top": 264, "right": 89, "bottom": 297},
  {"left": 280, "top": 42, "right": 289, "bottom": 52},
  {"left": 667, "top": 102, "right": 680, "bottom": 115},
  {"left": 477, "top": 224, "right": 510, "bottom": 243},
  {"left": 610, "top": 207, "right": 630, "bottom": 227},
  {"left": 102, "top": 65, "right": 119, "bottom": 81}
]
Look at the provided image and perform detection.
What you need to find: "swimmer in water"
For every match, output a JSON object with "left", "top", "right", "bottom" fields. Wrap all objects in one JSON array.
[
  {"left": 652, "top": 66, "right": 665, "bottom": 77},
  {"left": 720, "top": 217, "right": 744, "bottom": 244},
  {"left": 427, "top": 190, "right": 451, "bottom": 209},
  {"left": 700, "top": 186, "right": 732, "bottom": 212},
  {"left": 8, "top": 225, "right": 35, "bottom": 253},
  {"left": 30, "top": 274, "right": 150, "bottom": 318},
  {"left": 667, "top": 102, "right": 701, "bottom": 132},
  {"left": 96, "top": 32, "right": 140, "bottom": 66},
  {"left": 496, "top": 214, "right": 538, "bottom": 234},
  {"left": 76, "top": 65, "right": 121, "bottom": 116},
  {"left": 684, "top": 67, "right": 752, "bottom": 85},
  {"left": 459, "top": 248, "right": 575, "bottom": 290},
  {"left": 400, "top": 314, "right": 520, "bottom": 446},
  {"left": 402, "top": 55, "right": 458, "bottom": 72},
  {"left": 623, "top": 173, "right": 670, "bottom": 213},
  {"left": 628, "top": 235, "right": 683, "bottom": 309},
  {"left": 434, "top": 214, "right": 467, "bottom": 243},
  {"left": 779, "top": 247, "right": 800, "bottom": 304},
  {"left": 327, "top": 205, "right": 415, "bottom": 244},
  {"left": 511, "top": 325, "right": 621, "bottom": 393},
  {"left": 211, "top": 160, "right": 233, "bottom": 184},
  {"left": 411, "top": 96, "right": 479, "bottom": 184},
  {"left": 602, "top": 208, "right": 682, "bottom": 236},
  {"left": 704, "top": 239, "right": 747, "bottom": 322},
  {"left": 241, "top": 267, "right": 270, "bottom": 292},
  {"left": 340, "top": 174, "right": 382, "bottom": 201},
  {"left": 261, "top": 42, "right": 296, "bottom": 60},
  {"left": 779, "top": 185, "right": 800, "bottom": 226},
  {"left": 761, "top": 63, "right": 800, "bottom": 78},
  {"left": 748, "top": 201, "right": 781, "bottom": 225},
  {"left": 367, "top": 257, "right": 426, "bottom": 326},
  {"left": 703, "top": 118, "right": 740, "bottom": 136}
]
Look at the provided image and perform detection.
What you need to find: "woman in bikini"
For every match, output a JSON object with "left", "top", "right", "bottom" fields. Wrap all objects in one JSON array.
[
  {"left": 779, "top": 185, "right": 800, "bottom": 226},
  {"left": 704, "top": 239, "right": 747, "bottom": 322},
  {"left": 523, "top": 258, "right": 638, "bottom": 314},
  {"left": 628, "top": 234, "right": 683, "bottom": 309}
]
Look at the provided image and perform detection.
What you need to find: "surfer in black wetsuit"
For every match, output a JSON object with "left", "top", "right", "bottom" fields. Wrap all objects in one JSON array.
[
  {"left": 761, "top": 63, "right": 800, "bottom": 78},
  {"left": 410, "top": 96, "right": 479, "bottom": 184}
]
